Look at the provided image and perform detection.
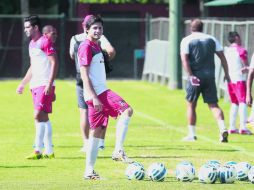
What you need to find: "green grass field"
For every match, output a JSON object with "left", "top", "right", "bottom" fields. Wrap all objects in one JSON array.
[{"left": 1, "top": 80, "right": 254, "bottom": 189}]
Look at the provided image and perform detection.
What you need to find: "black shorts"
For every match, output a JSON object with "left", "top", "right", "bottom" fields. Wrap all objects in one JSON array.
[
  {"left": 76, "top": 84, "right": 88, "bottom": 109},
  {"left": 185, "top": 77, "right": 218, "bottom": 103}
]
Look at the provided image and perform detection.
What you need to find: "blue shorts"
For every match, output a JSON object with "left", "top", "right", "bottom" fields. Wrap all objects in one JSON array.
[
  {"left": 185, "top": 78, "right": 218, "bottom": 104},
  {"left": 76, "top": 85, "right": 88, "bottom": 109}
]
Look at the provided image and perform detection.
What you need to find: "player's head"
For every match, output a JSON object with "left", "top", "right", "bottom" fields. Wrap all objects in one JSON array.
[
  {"left": 190, "top": 19, "right": 203, "bottom": 32},
  {"left": 24, "top": 15, "right": 42, "bottom": 38},
  {"left": 43, "top": 25, "right": 57, "bottom": 43},
  {"left": 83, "top": 15, "right": 103, "bottom": 40},
  {"left": 228, "top": 31, "right": 241, "bottom": 45}
]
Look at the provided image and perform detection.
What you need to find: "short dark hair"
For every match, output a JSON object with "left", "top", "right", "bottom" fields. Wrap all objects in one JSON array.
[
  {"left": 24, "top": 15, "right": 42, "bottom": 32},
  {"left": 85, "top": 15, "right": 103, "bottom": 31},
  {"left": 190, "top": 19, "right": 203, "bottom": 32},
  {"left": 228, "top": 31, "right": 239, "bottom": 44}
]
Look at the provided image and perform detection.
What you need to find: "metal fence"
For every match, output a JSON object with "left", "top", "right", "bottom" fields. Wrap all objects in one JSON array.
[{"left": 144, "top": 18, "right": 254, "bottom": 95}]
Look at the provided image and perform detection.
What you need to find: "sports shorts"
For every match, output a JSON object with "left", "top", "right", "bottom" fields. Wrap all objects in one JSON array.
[
  {"left": 227, "top": 81, "right": 246, "bottom": 104},
  {"left": 86, "top": 89, "right": 130, "bottom": 129},
  {"left": 31, "top": 86, "right": 55, "bottom": 113},
  {"left": 185, "top": 77, "right": 218, "bottom": 104},
  {"left": 76, "top": 84, "right": 88, "bottom": 109}
]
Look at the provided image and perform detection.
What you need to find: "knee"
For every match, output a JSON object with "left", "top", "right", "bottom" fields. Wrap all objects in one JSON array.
[{"left": 126, "top": 107, "right": 133, "bottom": 117}]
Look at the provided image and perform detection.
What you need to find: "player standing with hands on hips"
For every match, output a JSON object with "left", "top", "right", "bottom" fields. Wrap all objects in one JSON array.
[
  {"left": 180, "top": 18, "right": 231, "bottom": 143},
  {"left": 16, "top": 15, "right": 58, "bottom": 159},
  {"left": 78, "top": 15, "right": 133, "bottom": 180}
]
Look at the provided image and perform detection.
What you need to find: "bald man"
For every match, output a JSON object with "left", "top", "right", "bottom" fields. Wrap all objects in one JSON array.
[
  {"left": 43, "top": 25, "right": 57, "bottom": 43},
  {"left": 180, "top": 18, "right": 231, "bottom": 143}
]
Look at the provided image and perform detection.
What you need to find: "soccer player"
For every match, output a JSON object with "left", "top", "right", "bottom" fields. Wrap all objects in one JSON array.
[
  {"left": 78, "top": 15, "right": 133, "bottom": 179},
  {"left": 43, "top": 25, "right": 57, "bottom": 43},
  {"left": 69, "top": 16, "right": 115, "bottom": 152},
  {"left": 16, "top": 15, "right": 58, "bottom": 159},
  {"left": 180, "top": 18, "right": 231, "bottom": 143},
  {"left": 225, "top": 31, "right": 252, "bottom": 135}
]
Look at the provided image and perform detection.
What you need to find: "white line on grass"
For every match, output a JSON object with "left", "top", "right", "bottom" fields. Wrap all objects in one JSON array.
[{"left": 136, "top": 111, "right": 254, "bottom": 158}]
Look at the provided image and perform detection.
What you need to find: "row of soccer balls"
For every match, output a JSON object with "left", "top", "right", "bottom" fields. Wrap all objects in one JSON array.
[{"left": 125, "top": 160, "right": 254, "bottom": 184}]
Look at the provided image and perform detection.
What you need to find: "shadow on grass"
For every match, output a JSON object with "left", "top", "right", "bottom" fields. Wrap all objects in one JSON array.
[{"left": 0, "top": 165, "right": 45, "bottom": 169}]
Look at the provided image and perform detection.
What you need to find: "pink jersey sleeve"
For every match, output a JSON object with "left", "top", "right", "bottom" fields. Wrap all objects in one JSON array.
[
  {"left": 237, "top": 46, "right": 248, "bottom": 63},
  {"left": 78, "top": 42, "right": 92, "bottom": 67},
  {"left": 41, "top": 36, "right": 56, "bottom": 56}
]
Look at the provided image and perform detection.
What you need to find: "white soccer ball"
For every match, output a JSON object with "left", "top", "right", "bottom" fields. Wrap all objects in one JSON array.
[
  {"left": 175, "top": 161, "right": 195, "bottom": 182},
  {"left": 206, "top": 160, "right": 221, "bottom": 170},
  {"left": 198, "top": 164, "right": 217, "bottom": 184},
  {"left": 224, "top": 161, "right": 237, "bottom": 169},
  {"left": 217, "top": 165, "right": 236, "bottom": 184},
  {"left": 147, "top": 162, "right": 167, "bottom": 182},
  {"left": 248, "top": 166, "right": 254, "bottom": 184},
  {"left": 125, "top": 162, "right": 145, "bottom": 180},
  {"left": 235, "top": 162, "right": 251, "bottom": 181}
]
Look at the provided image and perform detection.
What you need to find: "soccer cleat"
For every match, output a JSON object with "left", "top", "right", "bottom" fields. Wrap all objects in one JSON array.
[
  {"left": 220, "top": 130, "right": 228, "bottom": 143},
  {"left": 84, "top": 170, "right": 100, "bottom": 180},
  {"left": 239, "top": 129, "right": 253, "bottom": 135},
  {"left": 26, "top": 151, "right": 42, "bottom": 160},
  {"left": 228, "top": 129, "right": 239, "bottom": 134},
  {"left": 182, "top": 135, "right": 197, "bottom": 142},
  {"left": 112, "top": 150, "right": 133, "bottom": 164},
  {"left": 43, "top": 153, "right": 55, "bottom": 159},
  {"left": 98, "top": 145, "right": 105, "bottom": 150}
]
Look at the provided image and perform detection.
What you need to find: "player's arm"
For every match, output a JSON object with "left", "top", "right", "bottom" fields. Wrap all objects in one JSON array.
[
  {"left": 69, "top": 36, "right": 75, "bottom": 60},
  {"left": 246, "top": 68, "right": 254, "bottom": 106},
  {"left": 16, "top": 65, "right": 32, "bottom": 94},
  {"left": 181, "top": 53, "right": 200, "bottom": 86},
  {"left": 80, "top": 66, "right": 102, "bottom": 112},
  {"left": 216, "top": 51, "right": 231, "bottom": 83},
  {"left": 100, "top": 35, "right": 116, "bottom": 61},
  {"left": 45, "top": 54, "right": 58, "bottom": 95}
]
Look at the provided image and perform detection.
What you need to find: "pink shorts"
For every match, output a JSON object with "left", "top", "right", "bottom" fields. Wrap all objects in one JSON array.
[
  {"left": 31, "top": 86, "right": 55, "bottom": 113},
  {"left": 86, "top": 89, "right": 130, "bottom": 129},
  {"left": 227, "top": 81, "right": 246, "bottom": 104}
]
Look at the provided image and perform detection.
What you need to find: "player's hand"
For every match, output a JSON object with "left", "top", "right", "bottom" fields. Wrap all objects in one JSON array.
[
  {"left": 16, "top": 84, "right": 25, "bottom": 94},
  {"left": 44, "top": 84, "right": 52, "bottom": 95},
  {"left": 241, "top": 66, "right": 249, "bottom": 74},
  {"left": 189, "top": 76, "right": 200, "bottom": 86},
  {"left": 92, "top": 97, "right": 103, "bottom": 112},
  {"left": 246, "top": 94, "right": 252, "bottom": 107},
  {"left": 224, "top": 74, "right": 231, "bottom": 83}
]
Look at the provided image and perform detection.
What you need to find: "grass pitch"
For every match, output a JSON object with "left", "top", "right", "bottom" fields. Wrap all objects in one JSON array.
[{"left": 0, "top": 80, "right": 254, "bottom": 189}]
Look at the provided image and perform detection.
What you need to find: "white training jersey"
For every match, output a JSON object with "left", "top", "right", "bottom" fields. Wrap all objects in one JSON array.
[
  {"left": 29, "top": 35, "right": 56, "bottom": 89},
  {"left": 224, "top": 46, "right": 246, "bottom": 82},
  {"left": 78, "top": 39, "right": 107, "bottom": 101}
]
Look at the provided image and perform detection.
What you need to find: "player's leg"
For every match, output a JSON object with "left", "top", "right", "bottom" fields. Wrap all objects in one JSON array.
[
  {"left": 208, "top": 103, "right": 228, "bottom": 142},
  {"left": 43, "top": 87, "right": 56, "bottom": 158},
  {"left": 101, "top": 90, "right": 133, "bottom": 163},
  {"left": 203, "top": 78, "right": 228, "bottom": 142},
  {"left": 227, "top": 82, "right": 239, "bottom": 133},
  {"left": 236, "top": 81, "right": 252, "bottom": 135},
  {"left": 182, "top": 100, "right": 198, "bottom": 141},
  {"left": 84, "top": 126, "right": 105, "bottom": 180},
  {"left": 183, "top": 80, "right": 200, "bottom": 141},
  {"left": 112, "top": 106, "right": 133, "bottom": 163}
]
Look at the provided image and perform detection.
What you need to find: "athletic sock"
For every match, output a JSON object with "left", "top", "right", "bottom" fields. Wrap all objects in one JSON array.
[
  {"left": 114, "top": 115, "right": 131, "bottom": 152},
  {"left": 85, "top": 137, "right": 100, "bottom": 175},
  {"left": 239, "top": 103, "right": 248, "bottom": 130},
  {"left": 35, "top": 121, "right": 45, "bottom": 153},
  {"left": 229, "top": 103, "right": 238, "bottom": 130},
  {"left": 217, "top": 120, "right": 227, "bottom": 133},
  {"left": 98, "top": 139, "right": 105, "bottom": 149},
  {"left": 44, "top": 120, "right": 53, "bottom": 154},
  {"left": 188, "top": 125, "right": 196, "bottom": 137}
]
